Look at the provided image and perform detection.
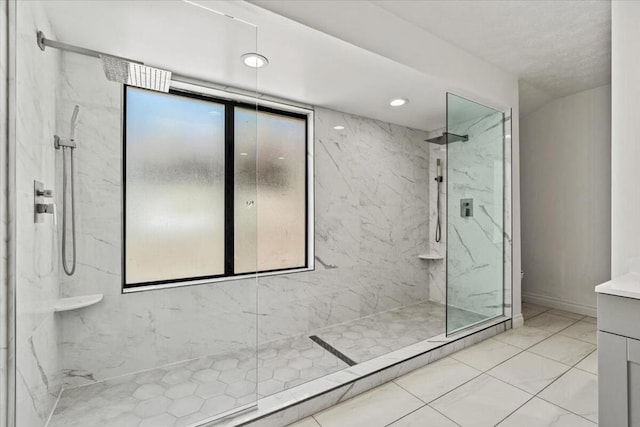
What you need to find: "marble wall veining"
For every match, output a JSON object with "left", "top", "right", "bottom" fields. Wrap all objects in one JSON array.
[
  {"left": 14, "top": 1, "right": 62, "bottom": 426},
  {"left": 425, "top": 107, "right": 512, "bottom": 322},
  {"left": 53, "top": 52, "right": 432, "bottom": 387},
  {"left": 447, "top": 111, "right": 506, "bottom": 319},
  {"left": 1, "top": 0, "right": 9, "bottom": 425},
  {"left": 259, "top": 108, "right": 431, "bottom": 342},
  {"left": 56, "top": 55, "right": 258, "bottom": 388}
]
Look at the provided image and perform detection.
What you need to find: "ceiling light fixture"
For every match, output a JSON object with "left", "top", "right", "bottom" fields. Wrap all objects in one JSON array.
[
  {"left": 390, "top": 98, "right": 408, "bottom": 107},
  {"left": 242, "top": 53, "right": 269, "bottom": 68},
  {"left": 333, "top": 125, "right": 345, "bottom": 130},
  {"left": 239, "top": 152, "right": 248, "bottom": 156}
]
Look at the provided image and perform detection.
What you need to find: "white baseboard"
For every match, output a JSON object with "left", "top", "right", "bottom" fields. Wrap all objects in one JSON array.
[
  {"left": 512, "top": 313, "right": 524, "bottom": 328},
  {"left": 522, "top": 292, "right": 597, "bottom": 318}
]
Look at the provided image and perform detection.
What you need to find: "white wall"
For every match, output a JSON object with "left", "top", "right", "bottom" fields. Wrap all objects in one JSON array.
[
  {"left": 521, "top": 85, "right": 611, "bottom": 315},
  {"left": 611, "top": 1, "right": 640, "bottom": 277}
]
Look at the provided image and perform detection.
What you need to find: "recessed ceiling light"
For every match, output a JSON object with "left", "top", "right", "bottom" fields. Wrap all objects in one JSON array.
[
  {"left": 239, "top": 152, "right": 248, "bottom": 156},
  {"left": 241, "top": 53, "right": 269, "bottom": 68},
  {"left": 333, "top": 125, "right": 345, "bottom": 130},
  {"left": 390, "top": 98, "right": 408, "bottom": 107},
  {"left": 278, "top": 156, "right": 285, "bottom": 160}
]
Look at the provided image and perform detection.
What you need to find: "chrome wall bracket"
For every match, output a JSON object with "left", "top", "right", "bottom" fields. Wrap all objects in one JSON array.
[{"left": 54, "top": 135, "right": 76, "bottom": 149}]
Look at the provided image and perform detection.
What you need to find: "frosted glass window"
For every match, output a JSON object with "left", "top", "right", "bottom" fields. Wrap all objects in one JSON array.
[
  {"left": 124, "top": 88, "right": 310, "bottom": 288},
  {"left": 125, "top": 87, "right": 226, "bottom": 285},
  {"left": 234, "top": 108, "right": 307, "bottom": 273}
]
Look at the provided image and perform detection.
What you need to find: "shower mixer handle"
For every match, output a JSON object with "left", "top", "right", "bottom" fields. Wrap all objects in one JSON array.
[{"left": 35, "top": 203, "right": 55, "bottom": 214}]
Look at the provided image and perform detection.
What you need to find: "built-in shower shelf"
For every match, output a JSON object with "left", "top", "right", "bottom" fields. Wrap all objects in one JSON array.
[
  {"left": 418, "top": 253, "right": 444, "bottom": 260},
  {"left": 54, "top": 294, "right": 103, "bottom": 312}
]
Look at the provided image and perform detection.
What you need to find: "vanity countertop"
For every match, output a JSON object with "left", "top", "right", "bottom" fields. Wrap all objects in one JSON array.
[{"left": 596, "top": 273, "right": 640, "bottom": 300}]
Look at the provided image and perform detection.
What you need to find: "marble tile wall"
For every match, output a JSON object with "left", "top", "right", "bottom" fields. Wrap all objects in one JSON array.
[
  {"left": 1, "top": 0, "right": 8, "bottom": 425},
  {"left": 54, "top": 52, "right": 433, "bottom": 387},
  {"left": 447, "top": 111, "right": 507, "bottom": 319},
  {"left": 426, "top": 112, "right": 513, "bottom": 321},
  {"left": 14, "top": 1, "right": 63, "bottom": 426},
  {"left": 259, "top": 107, "right": 432, "bottom": 342}
]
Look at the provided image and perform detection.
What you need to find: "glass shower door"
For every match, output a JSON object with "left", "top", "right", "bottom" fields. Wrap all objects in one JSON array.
[
  {"left": 446, "top": 93, "right": 505, "bottom": 334},
  {"left": 12, "top": 2, "right": 261, "bottom": 426}
]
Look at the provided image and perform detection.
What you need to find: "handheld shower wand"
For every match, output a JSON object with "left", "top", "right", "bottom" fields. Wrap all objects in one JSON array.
[
  {"left": 55, "top": 105, "right": 79, "bottom": 276},
  {"left": 435, "top": 158, "right": 443, "bottom": 243}
]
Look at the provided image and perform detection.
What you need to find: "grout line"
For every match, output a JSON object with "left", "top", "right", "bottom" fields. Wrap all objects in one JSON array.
[
  {"left": 482, "top": 310, "right": 596, "bottom": 424},
  {"left": 428, "top": 403, "right": 463, "bottom": 426},
  {"left": 399, "top": 366, "right": 484, "bottom": 406},
  {"left": 491, "top": 313, "right": 599, "bottom": 425},
  {"left": 493, "top": 394, "right": 537, "bottom": 426},
  {"left": 573, "top": 348, "right": 597, "bottom": 375},
  {"left": 522, "top": 341, "right": 596, "bottom": 368},
  {"left": 305, "top": 306, "right": 594, "bottom": 426},
  {"left": 534, "top": 394, "right": 597, "bottom": 424},
  {"left": 464, "top": 308, "right": 598, "bottom": 425},
  {"left": 392, "top": 368, "right": 478, "bottom": 404},
  {"left": 381, "top": 403, "right": 427, "bottom": 427}
]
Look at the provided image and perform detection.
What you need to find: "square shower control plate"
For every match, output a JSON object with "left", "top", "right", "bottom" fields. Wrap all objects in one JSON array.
[{"left": 461, "top": 198, "right": 474, "bottom": 218}]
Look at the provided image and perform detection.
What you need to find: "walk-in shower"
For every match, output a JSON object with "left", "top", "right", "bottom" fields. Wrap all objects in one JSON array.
[{"left": 8, "top": 2, "right": 513, "bottom": 426}]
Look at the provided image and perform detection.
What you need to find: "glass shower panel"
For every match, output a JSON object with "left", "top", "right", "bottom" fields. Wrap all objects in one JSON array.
[
  {"left": 13, "top": 1, "right": 260, "bottom": 426},
  {"left": 446, "top": 93, "right": 505, "bottom": 334}
]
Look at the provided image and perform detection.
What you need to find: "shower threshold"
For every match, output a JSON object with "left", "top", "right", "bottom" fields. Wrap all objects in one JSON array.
[{"left": 46, "top": 301, "right": 500, "bottom": 427}]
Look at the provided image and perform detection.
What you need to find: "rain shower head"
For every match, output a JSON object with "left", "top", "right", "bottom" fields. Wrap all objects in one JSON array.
[
  {"left": 38, "top": 31, "right": 173, "bottom": 93},
  {"left": 425, "top": 132, "right": 469, "bottom": 145},
  {"left": 100, "top": 55, "right": 172, "bottom": 93}
]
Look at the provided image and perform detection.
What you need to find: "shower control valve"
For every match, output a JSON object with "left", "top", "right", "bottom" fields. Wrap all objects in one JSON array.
[
  {"left": 460, "top": 198, "right": 474, "bottom": 218},
  {"left": 34, "top": 180, "right": 55, "bottom": 223},
  {"left": 36, "top": 203, "right": 55, "bottom": 214}
]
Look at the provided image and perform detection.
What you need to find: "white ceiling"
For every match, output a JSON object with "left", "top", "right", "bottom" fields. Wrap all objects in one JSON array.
[
  {"left": 252, "top": 0, "right": 611, "bottom": 116},
  {"left": 371, "top": 0, "right": 611, "bottom": 115},
  {"left": 41, "top": 0, "right": 454, "bottom": 131}
]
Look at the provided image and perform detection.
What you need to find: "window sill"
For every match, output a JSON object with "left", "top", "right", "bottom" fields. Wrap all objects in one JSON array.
[{"left": 122, "top": 266, "right": 315, "bottom": 294}]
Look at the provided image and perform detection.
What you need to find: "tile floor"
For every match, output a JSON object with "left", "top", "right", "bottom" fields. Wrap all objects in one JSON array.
[
  {"left": 49, "top": 300, "right": 483, "bottom": 427},
  {"left": 47, "top": 334, "right": 348, "bottom": 427},
  {"left": 314, "top": 301, "right": 486, "bottom": 363},
  {"left": 293, "top": 303, "right": 598, "bottom": 427}
]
